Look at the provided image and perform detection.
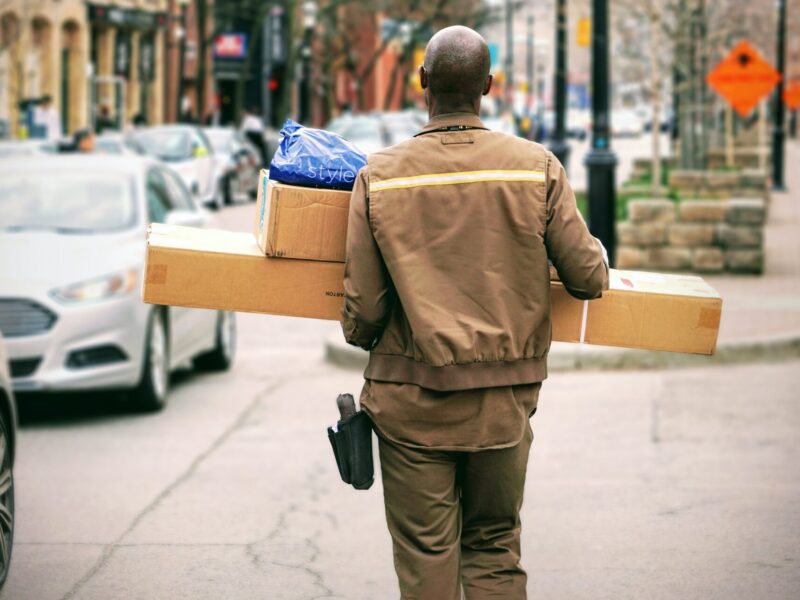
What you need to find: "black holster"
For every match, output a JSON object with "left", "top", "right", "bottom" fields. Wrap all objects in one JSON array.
[{"left": 327, "top": 411, "right": 374, "bottom": 490}]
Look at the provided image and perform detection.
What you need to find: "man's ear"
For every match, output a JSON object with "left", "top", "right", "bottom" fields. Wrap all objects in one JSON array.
[
  {"left": 419, "top": 65, "right": 428, "bottom": 90},
  {"left": 482, "top": 74, "right": 493, "bottom": 96}
]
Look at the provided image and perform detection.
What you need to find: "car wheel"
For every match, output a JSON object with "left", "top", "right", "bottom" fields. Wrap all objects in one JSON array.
[
  {"left": 0, "top": 415, "right": 14, "bottom": 587},
  {"left": 133, "top": 310, "right": 170, "bottom": 411},
  {"left": 222, "top": 176, "right": 233, "bottom": 206},
  {"left": 193, "top": 311, "right": 236, "bottom": 372}
]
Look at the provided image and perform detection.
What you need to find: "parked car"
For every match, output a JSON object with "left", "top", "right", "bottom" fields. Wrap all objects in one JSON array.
[
  {"left": 0, "top": 155, "right": 235, "bottom": 411},
  {"left": 0, "top": 140, "right": 55, "bottom": 158},
  {"left": 324, "top": 111, "right": 424, "bottom": 154},
  {"left": 203, "top": 127, "right": 260, "bottom": 205},
  {"left": 95, "top": 133, "right": 144, "bottom": 156},
  {"left": 0, "top": 334, "right": 17, "bottom": 589},
  {"left": 130, "top": 126, "right": 220, "bottom": 209},
  {"left": 611, "top": 109, "right": 644, "bottom": 137}
]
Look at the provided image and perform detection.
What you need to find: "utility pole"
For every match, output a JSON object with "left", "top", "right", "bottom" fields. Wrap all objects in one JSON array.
[
  {"left": 585, "top": 0, "right": 618, "bottom": 267},
  {"left": 526, "top": 13, "right": 535, "bottom": 134},
  {"left": 549, "top": 0, "right": 570, "bottom": 168},
  {"left": 176, "top": 0, "right": 189, "bottom": 122},
  {"left": 772, "top": 0, "right": 787, "bottom": 190},
  {"left": 505, "top": 0, "right": 514, "bottom": 114}
]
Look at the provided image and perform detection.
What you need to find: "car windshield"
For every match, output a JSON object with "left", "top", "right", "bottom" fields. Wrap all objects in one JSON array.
[
  {"left": 0, "top": 172, "right": 136, "bottom": 233},
  {"left": 383, "top": 118, "right": 418, "bottom": 145},
  {"left": 205, "top": 129, "right": 234, "bottom": 153},
  {"left": 133, "top": 130, "right": 190, "bottom": 161}
]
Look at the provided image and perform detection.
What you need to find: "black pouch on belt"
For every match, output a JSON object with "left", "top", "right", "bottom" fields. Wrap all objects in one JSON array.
[{"left": 327, "top": 394, "right": 374, "bottom": 490}]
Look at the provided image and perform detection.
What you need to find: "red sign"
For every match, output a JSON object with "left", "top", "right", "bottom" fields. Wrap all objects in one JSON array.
[
  {"left": 706, "top": 41, "right": 781, "bottom": 117},
  {"left": 214, "top": 34, "right": 247, "bottom": 59},
  {"left": 785, "top": 81, "right": 800, "bottom": 110}
]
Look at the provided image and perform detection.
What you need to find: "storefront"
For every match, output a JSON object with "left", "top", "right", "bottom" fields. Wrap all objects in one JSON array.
[{"left": 87, "top": 3, "right": 167, "bottom": 128}]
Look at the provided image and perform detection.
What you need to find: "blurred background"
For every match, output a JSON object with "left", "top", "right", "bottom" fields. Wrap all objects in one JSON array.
[{"left": 0, "top": 1, "right": 799, "bottom": 598}]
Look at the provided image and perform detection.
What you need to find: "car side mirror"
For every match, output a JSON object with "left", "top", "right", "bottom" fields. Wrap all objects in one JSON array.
[{"left": 165, "top": 209, "right": 205, "bottom": 228}]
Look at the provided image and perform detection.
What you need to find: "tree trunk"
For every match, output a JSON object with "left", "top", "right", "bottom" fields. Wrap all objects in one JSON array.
[
  {"left": 650, "top": 1, "right": 662, "bottom": 197},
  {"left": 196, "top": 0, "right": 208, "bottom": 120}
]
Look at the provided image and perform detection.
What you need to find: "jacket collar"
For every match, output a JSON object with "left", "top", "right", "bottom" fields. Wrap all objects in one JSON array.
[{"left": 416, "top": 112, "right": 487, "bottom": 136}]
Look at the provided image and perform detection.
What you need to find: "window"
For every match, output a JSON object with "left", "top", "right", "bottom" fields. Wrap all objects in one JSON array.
[
  {"left": 159, "top": 167, "right": 195, "bottom": 211},
  {"left": 146, "top": 169, "right": 171, "bottom": 223}
]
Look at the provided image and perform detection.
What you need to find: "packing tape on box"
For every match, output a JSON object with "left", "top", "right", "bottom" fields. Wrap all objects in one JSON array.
[{"left": 579, "top": 300, "right": 589, "bottom": 344}]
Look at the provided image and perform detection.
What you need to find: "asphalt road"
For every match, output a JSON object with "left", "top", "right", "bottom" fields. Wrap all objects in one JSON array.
[{"left": 3, "top": 137, "right": 799, "bottom": 599}]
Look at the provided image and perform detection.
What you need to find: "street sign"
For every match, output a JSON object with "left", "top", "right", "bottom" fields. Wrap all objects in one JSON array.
[
  {"left": 785, "top": 80, "right": 800, "bottom": 110},
  {"left": 706, "top": 41, "right": 781, "bottom": 117},
  {"left": 577, "top": 17, "right": 591, "bottom": 48},
  {"left": 214, "top": 34, "right": 248, "bottom": 60}
]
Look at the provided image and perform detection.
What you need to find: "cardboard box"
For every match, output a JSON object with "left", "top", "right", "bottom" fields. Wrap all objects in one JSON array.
[
  {"left": 144, "top": 224, "right": 345, "bottom": 320},
  {"left": 253, "top": 170, "right": 351, "bottom": 262},
  {"left": 550, "top": 270, "right": 721, "bottom": 354},
  {"left": 144, "top": 225, "right": 721, "bottom": 354}
]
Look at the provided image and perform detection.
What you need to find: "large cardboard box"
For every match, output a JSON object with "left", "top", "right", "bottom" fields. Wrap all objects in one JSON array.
[
  {"left": 550, "top": 270, "right": 721, "bottom": 354},
  {"left": 253, "top": 170, "right": 351, "bottom": 262},
  {"left": 144, "top": 225, "right": 722, "bottom": 354},
  {"left": 144, "top": 224, "right": 345, "bottom": 320}
]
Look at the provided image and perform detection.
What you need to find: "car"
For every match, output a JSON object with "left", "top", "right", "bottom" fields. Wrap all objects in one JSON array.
[
  {"left": 0, "top": 155, "right": 235, "bottom": 411},
  {"left": 611, "top": 109, "right": 644, "bottom": 137},
  {"left": 0, "top": 334, "right": 17, "bottom": 589},
  {"left": 130, "top": 126, "right": 221, "bottom": 210},
  {"left": 0, "top": 140, "right": 56, "bottom": 158},
  {"left": 94, "top": 133, "right": 144, "bottom": 156},
  {"left": 567, "top": 109, "right": 590, "bottom": 141},
  {"left": 323, "top": 111, "right": 424, "bottom": 154},
  {"left": 203, "top": 127, "right": 260, "bottom": 205}
]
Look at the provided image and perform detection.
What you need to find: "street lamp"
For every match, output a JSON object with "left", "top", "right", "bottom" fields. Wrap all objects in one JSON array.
[
  {"left": 504, "top": 0, "right": 514, "bottom": 114},
  {"left": 299, "top": 1, "right": 317, "bottom": 124},
  {"left": 549, "top": 0, "right": 570, "bottom": 168},
  {"left": 175, "top": 0, "right": 190, "bottom": 122},
  {"left": 772, "top": 0, "right": 787, "bottom": 190},
  {"left": 585, "top": 0, "right": 618, "bottom": 266}
]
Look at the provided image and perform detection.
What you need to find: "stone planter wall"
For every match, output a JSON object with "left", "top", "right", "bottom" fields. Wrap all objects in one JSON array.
[
  {"left": 616, "top": 198, "right": 766, "bottom": 274},
  {"left": 668, "top": 169, "right": 769, "bottom": 201},
  {"left": 706, "top": 147, "right": 770, "bottom": 170}
]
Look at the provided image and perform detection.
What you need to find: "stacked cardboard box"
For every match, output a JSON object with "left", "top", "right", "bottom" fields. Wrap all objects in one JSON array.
[{"left": 143, "top": 171, "right": 722, "bottom": 355}]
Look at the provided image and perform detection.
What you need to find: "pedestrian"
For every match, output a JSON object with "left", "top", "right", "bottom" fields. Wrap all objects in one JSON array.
[
  {"left": 240, "top": 106, "right": 267, "bottom": 167},
  {"left": 341, "top": 25, "right": 608, "bottom": 599},
  {"left": 34, "top": 95, "right": 62, "bottom": 141}
]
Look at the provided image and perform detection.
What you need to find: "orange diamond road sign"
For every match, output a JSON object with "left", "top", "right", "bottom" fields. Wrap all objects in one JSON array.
[
  {"left": 785, "top": 81, "right": 800, "bottom": 110},
  {"left": 706, "top": 41, "right": 782, "bottom": 117}
]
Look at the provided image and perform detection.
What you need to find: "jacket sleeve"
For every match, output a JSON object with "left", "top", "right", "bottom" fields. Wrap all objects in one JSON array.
[
  {"left": 341, "top": 167, "right": 393, "bottom": 349},
  {"left": 544, "top": 151, "right": 609, "bottom": 300}
]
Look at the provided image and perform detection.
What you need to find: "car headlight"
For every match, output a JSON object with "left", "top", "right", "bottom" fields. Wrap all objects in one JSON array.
[{"left": 50, "top": 269, "right": 139, "bottom": 304}]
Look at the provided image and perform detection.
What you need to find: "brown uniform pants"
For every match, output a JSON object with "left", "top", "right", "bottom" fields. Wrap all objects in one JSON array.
[{"left": 378, "top": 425, "right": 533, "bottom": 599}]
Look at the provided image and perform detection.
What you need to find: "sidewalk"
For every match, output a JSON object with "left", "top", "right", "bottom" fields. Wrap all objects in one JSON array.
[{"left": 326, "top": 141, "right": 800, "bottom": 372}]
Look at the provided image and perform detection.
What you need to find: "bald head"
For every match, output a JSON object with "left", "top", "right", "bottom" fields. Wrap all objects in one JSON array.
[{"left": 421, "top": 26, "right": 492, "bottom": 115}]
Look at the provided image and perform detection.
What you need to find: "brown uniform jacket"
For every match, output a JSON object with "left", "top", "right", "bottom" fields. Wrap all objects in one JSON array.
[{"left": 341, "top": 112, "right": 608, "bottom": 391}]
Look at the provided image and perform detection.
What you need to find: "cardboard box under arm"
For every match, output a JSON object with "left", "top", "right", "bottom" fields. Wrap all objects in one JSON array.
[
  {"left": 144, "top": 224, "right": 345, "bottom": 320},
  {"left": 144, "top": 225, "right": 722, "bottom": 354},
  {"left": 253, "top": 171, "right": 351, "bottom": 262}
]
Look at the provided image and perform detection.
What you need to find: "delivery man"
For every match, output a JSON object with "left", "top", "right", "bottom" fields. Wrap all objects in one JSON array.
[{"left": 341, "top": 25, "right": 608, "bottom": 599}]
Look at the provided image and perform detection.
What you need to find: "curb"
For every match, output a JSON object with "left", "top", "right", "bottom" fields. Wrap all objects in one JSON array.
[{"left": 324, "top": 331, "right": 800, "bottom": 373}]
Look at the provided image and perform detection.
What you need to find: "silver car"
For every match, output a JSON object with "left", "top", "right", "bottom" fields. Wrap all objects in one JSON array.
[
  {"left": 0, "top": 334, "right": 17, "bottom": 588},
  {"left": 0, "top": 155, "right": 235, "bottom": 410},
  {"left": 130, "top": 126, "right": 221, "bottom": 210}
]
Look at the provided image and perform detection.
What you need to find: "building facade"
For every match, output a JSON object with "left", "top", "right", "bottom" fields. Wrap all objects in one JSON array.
[{"left": 0, "top": 0, "right": 214, "bottom": 138}]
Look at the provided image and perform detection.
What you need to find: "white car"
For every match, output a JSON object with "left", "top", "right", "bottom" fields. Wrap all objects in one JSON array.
[
  {"left": 0, "top": 334, "right": 17, "bottom": 588},
  {"left": 203, "top": 127, "right": 260, "bottom": 205},
  {"left": 0, "top": 155, "right": 235, "bottom": 410},
  {"left": 611, "top": 109, "right": 644, "bottom": 137},
  {"left": 130, "top": 126, "right": 221, "bottom": 210}
]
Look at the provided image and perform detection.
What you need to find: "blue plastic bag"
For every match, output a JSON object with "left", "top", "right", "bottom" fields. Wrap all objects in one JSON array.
[{"left": 268, "top": 119, "right": 367, "bottom": 191}]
